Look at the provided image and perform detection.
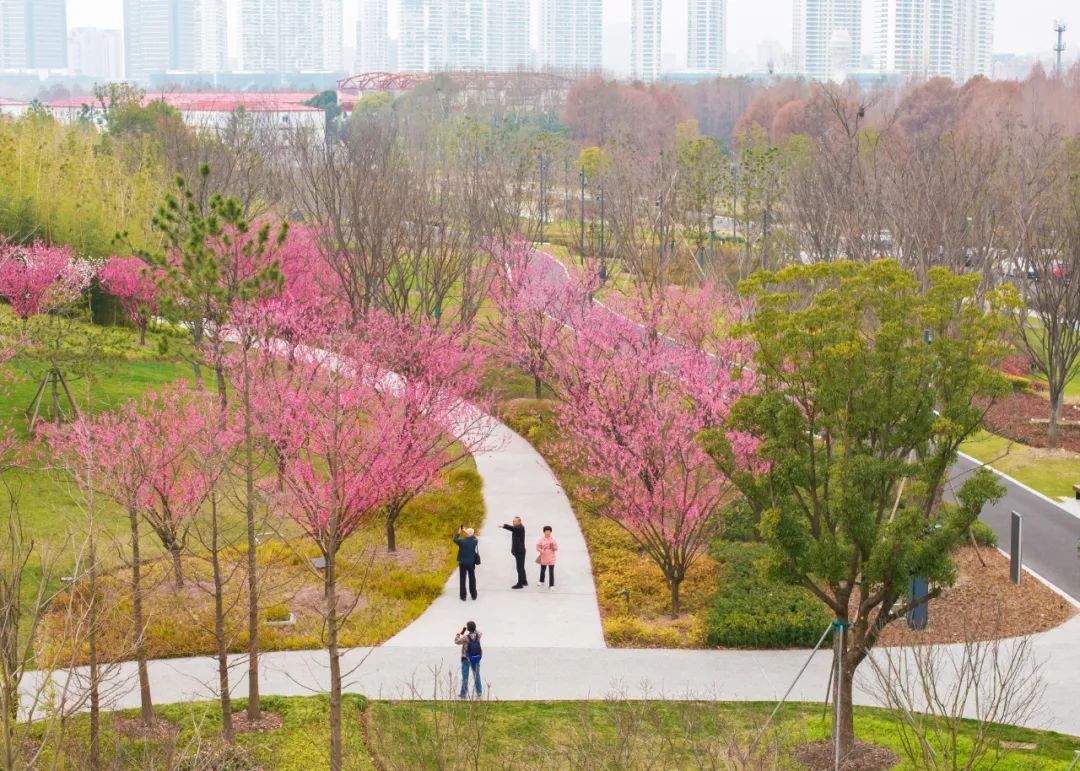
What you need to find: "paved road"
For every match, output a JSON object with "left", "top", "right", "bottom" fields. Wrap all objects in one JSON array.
[{"left": 953, "top": 453, "right": 1080, "bottom": 602}]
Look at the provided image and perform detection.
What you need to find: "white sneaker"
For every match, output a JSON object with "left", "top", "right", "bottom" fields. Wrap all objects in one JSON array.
[{"left": 549, "top": 586, "right": 555, "bottom": 591}]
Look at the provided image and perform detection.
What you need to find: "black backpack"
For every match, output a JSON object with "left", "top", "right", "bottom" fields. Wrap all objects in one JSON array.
[{"left": 466, "top": 633, "right": 482, "bottom": 657}]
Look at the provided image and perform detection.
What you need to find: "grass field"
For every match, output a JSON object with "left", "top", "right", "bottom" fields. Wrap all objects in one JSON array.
[
  {"left": 959, "top": 430, "right": 1080, "bottom": 501},
  {"left": 27, "top": 696, "right": 1079, "bottom": 770}
]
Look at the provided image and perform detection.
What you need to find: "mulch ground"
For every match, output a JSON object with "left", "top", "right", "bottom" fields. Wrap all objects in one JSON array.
[
  {"left": 792, "top": 739, "right": 899, "bottom": 770},
  {"left": 231, "top": 710, "right": 283, "bottom": 734},
  {"left": 861, "top": 546, "right": 1075, "bottom": 647},
  {"left": 113, "top": 715, "right": 178, "bottom": 741},
  {"left": 983, "top": 391, "right": 1080, "bottom": 452}
]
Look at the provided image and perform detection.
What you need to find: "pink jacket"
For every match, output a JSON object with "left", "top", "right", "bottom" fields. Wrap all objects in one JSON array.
[{"left": 536, "top": 535, "right": 558, "bottom": 565}]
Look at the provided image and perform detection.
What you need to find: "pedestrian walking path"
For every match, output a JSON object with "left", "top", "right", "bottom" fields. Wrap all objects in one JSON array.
[
  {"left": 23, "top": 614, "right": 1080, "bottom": 736},
  {"left": 385, "top": 416, "right": 606, "bottom": 649}
]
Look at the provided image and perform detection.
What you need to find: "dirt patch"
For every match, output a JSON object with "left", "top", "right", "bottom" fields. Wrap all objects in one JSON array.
[
  {"left": 231, "top": 710, "right": 284, "bottom": 734},
  {"left": 983, "top": 391, "right": 1080, "bottom": 452},
  {"left": 291, "top": 585, "right": 365, "bottom": 618},
  {"left": 792, "top": 739, "right": 899, "bottom": 770},
  {"left": 113, "top": 715, "right": 178, "bottom": 741},
  {"left": 862, "top": 547, "right": 1075, "bottom": 647}
]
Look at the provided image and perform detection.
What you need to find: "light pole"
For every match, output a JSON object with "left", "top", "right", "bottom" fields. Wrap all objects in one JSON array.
[
  {"left": 579, "top": 167, "right": 586, "bottom": 265},
  {"left": 539, "top": 154, "right": 547, "bottom": 244}
]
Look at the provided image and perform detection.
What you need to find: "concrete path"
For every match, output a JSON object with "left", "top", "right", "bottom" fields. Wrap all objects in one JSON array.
[
  {"left": 385, "top": 417, "right": 606, "bottom": 649},
  {"left": 23, "top": 614, "right": 1080, "bottom": 736}
]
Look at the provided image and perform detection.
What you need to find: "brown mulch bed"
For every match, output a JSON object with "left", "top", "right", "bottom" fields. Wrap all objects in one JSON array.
[
  {"left": 231, "top": 710, "right": 283, "bottom": 734},
  {"left": 983, "top": 391, "right": 1080, "bottom": 452},
  {"left": 113, "top": 715, "right": 178, "bottom": 741},
  {"left": 792, "top": 739, "right": 899, "bottom": 770},
  {"left": 861, "top": 546, "right": 1075, "bottom": 647}
]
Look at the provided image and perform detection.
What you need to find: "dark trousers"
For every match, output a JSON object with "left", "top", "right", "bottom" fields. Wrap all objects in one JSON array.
[
  {"left": 513, "top": 552, "right": 528, "bottom": 586},
  {"left": 540, "top": 564, "right": 555, "bottom": 587},
  {"left": 459, "top": 563, "right": 477, "bottom": 600}
]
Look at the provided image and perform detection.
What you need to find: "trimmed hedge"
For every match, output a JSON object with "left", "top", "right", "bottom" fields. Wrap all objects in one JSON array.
[{"left": 705, "top": 540, "right": 830, "bottom": 649}]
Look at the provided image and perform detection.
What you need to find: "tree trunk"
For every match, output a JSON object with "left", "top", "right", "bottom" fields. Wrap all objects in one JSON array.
[
  {"left": 209, "top": 495, "right": 234, "bottom": 743},
  {"left": 88, "top": 532, "right": 100, "bottom": 770},
  {"left": 834, "top": 653, "right": 857, "bottom": 757},
  {"left": 533, "top": 372, "right": 543, "bottom": 400},
  {"left": 669, "top": 578, "right": 680, "bottom": 617},
  {"left": 51, "top": 372, "right": 61, "bottom": 427},
  {"left": 326, "top": 546, "right": 342, "bottom": 771},
  {"left": 1048, "top": 388, "right": 1064, "bottom": 449},
  {"left": 169, "top": 543, "right": 184, "bottom": 588},
  {"left": 191, "top": 322, "right": 204, "bottom": 390},
  {"left": 138, "top": 322, "right": 146, "bottom": 347},
  {"left": 243, "top": 357, "right": 261, "bottom": 721},
  {"left": 386, "top": 515, "right": 397, "bottom": 554},
  {"left": 129, "top": 508, "right": 154, "bottom": 725}
]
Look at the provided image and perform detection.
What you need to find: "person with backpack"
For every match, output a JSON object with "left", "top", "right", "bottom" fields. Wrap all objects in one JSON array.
[
  {"left": 501, "top": 516, "right": 528, "bottom": 589},
  {"left": 453, "top": 525, "right": 480, "bottom": 601},
  {"left": 454, "top": 621, "right": 483, "bottom": 698},
  {"left": 536, "top": 525, "right": 558, "bottom": 590}
]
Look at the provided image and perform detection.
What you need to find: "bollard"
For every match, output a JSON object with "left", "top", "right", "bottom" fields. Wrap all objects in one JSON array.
[
  {"left": 1010, "top": 511, "right": 1022, "bottom": 585},
  {"left": 907, "top": 576, "right": 929, "bottom": 630}
]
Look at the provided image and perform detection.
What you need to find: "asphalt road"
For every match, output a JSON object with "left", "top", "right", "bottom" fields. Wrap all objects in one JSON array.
[{"left": 953, "top": 453, "right": 1080, "bottom": 602}]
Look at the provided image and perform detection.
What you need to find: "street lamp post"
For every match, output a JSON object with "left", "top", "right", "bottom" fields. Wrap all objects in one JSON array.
[{"left": 579, "top": 167, "right": 586, "bottom": 264}]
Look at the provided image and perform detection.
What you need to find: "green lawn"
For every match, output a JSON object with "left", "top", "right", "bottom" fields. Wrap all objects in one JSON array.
[
  {"left": 31, "top": 697, "right": 1077, "bottom": 770},
  {"left": 959, "top": 430, "right": 1080, "bottom": 501}
]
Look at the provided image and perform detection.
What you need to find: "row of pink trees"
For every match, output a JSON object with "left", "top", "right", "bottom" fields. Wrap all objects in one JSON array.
[{"left": 489, "top": 239, "right": 757, "bottom": 615}]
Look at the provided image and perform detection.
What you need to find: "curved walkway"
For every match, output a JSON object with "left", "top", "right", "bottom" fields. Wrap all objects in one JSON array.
[{"left": 385, "top": 416, "right": 606, "bottom": 649}]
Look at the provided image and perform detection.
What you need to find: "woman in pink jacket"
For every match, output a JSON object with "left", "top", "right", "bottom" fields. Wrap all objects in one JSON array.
[{"left": 536, "top": 525, "right": 558, "bottom": 590}]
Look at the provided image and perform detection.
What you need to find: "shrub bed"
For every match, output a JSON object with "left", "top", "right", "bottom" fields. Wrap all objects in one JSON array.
[{"left": 705, "top": 540, "right": 830, "bottom": 649}]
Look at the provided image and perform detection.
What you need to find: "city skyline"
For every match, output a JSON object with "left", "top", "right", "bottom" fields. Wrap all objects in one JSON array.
[{"left": 61, "top": 0, "right": 1072, "bottom": 75}]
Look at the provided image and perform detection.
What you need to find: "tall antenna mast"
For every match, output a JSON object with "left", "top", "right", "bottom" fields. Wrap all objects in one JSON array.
[{"left": 1054, "top": 21, "right": 1067, "bottom": 76}]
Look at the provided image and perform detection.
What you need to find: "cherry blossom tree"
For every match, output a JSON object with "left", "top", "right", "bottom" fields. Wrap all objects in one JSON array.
[
  {"left": 0, "top": 241, "right": 97, "bottom": 427},
  {"left": 96, "top": 256, "right": 160, "bottom": 346},
  {"left": 487, "top": 239, "right": 591, "bottom": 399},
  {"left": 550, "top": 288, "right": 756, "bottom": 616},
  {"left": 46, "top": 384, "right": 228, "bottom": 728}
]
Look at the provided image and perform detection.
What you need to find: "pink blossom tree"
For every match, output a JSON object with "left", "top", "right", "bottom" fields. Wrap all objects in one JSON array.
[
  {"left": 487, "top": 239, "right": 592, "bottom": 399},
  {"left": 550, "top": 289, "right": 756, "bottom": 616},
  {"left": 0, "top": 241, "right": 97, "bottom": 427},
  {"left": 46, "top": 385, "right": 229, "bottom": 728},
  {"left": 97, "top": 256, "right": 161, "bottom": 346}
]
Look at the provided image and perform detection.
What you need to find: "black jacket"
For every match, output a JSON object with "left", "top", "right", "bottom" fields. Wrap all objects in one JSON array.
[
  {"left": 453, "top": 533, "right": 478, "bottom": 565},
  {"left": 501, "top": 523, "right": 526, "bottom": 555}
]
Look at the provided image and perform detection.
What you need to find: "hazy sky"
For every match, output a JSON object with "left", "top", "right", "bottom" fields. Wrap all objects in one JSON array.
[{"left": 66, "top": 0, "right": 1076, "bottom": 74}]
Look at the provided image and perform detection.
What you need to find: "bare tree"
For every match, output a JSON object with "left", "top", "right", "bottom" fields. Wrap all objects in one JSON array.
[
  {"left": 866, "top": 635, "right": 1045, "bottom": 770},
  {"left": 1011, "top": 131, "right": 1080, "bottom": 448}
]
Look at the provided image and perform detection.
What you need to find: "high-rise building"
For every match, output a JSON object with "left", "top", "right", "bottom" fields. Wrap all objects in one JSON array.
[
  {"left": 486, "top": 0, "right": 530, "bottom": 72},
  {"left": 540, "top": 0, "right": 602, "bottom": 74},
  {"left": 632, "top": 0, "right": 662, "bottom": 81},
  {"left": 399, "top": 0, "right": 490, "bottom": 72},
  {"left": 69, "top": 27, "right": 124, "bottom": 80},
  {"left": 125, "top": 0, "right": 226, "bottom": 81},
  {"left": 875, "top": 0, "right": 994, "bottom": 81},
  {"left": 355, "top": 0, "right": 389, "bottom": 72},
  {"left": 688, "top": 0, "right": 725, "bottom": 73},
  {"left": 0, "top": 0, "right": 67, "bottom": 70},
  {"left": 793, "top": 0, "right": 861, "bottom": 81},
  {"left": 240, "top": 0, "right": 342, "bottom": 73},
  {"left": 195, "top": 0, "right": 227, "bottom": 73},
  {"left": 399, "top": 0, "right": 448, "bottom": 71}
]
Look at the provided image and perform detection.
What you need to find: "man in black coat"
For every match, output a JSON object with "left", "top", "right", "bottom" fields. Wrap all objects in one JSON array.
[
  {"left": 453, "top": 526, "right": 479, "bottom": 601},
  {"left": 501, "top": 517, "right": 528, "bottom": 589}
]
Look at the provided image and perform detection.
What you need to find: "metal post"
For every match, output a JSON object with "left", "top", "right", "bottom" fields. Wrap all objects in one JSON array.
[
  {"left": 1010, "top": 511, "right": 1022, "bottom": 585},
  {"left": 832, "top": 619, "right": 848, "bottom": 771},
  {"left": 539, "top": 155, "right": 546, "bottom": 244},
  {"left": 1065, "top": 748, "right": 1080, "bottom": 770},
  {"left": 579, "top": 168, "right": 586, "bottom": 263}
]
